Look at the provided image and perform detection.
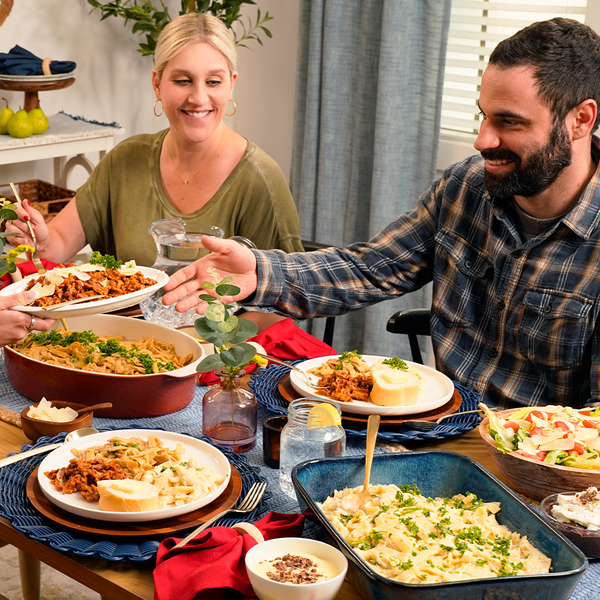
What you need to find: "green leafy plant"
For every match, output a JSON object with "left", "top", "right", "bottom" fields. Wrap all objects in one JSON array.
[
  {"left": 0, "top": 197, "right": 34, "bottom": 278},
  {"left": 87, "top": 0, "right": 273, "bottom": 56},
  {"left": 194, "top": 267, "right": 262, "bottom": 385}
]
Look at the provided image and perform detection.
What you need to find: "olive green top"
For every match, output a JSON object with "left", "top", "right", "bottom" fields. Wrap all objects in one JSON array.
[{"left": 76, "top": 129, "right": 303, "bottom": 266}]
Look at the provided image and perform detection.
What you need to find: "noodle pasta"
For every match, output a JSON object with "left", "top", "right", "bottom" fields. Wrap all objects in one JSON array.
[
  {"left": 318, "top": 484, "right": 551, "bottom": 583},
  {"left": 11, "top": 330, "right": 193, "bottom": 375}
]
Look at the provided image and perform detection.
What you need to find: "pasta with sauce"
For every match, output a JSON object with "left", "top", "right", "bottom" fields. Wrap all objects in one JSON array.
[{"left": 11, "top": 330, "right": 193, "bottom": 375}]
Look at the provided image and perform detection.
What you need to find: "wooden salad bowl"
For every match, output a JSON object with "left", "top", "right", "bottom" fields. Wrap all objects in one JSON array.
[{"left": 479, "top": 409, "right": 600, "bottom": 501}]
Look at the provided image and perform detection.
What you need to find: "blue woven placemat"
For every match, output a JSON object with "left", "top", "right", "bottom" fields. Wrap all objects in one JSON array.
[
  {"left": 249, "top": 363, "right": 482, "bottom": 441},
  {"left": 0, "top": 425, "right": 266, "bottom": 562}
]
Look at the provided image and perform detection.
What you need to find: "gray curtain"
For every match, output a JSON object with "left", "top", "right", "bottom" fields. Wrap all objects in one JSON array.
[{"left": 291, "top": 0, "right": 451, "bottom": 357}]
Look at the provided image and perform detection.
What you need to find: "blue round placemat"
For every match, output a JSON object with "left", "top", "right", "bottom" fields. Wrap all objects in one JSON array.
[
  {"left": 0, "top": 425, "right": 267, "bottom": 562},
  {"left": 249, "top": 363, "right": 482, "bottom": 442}
]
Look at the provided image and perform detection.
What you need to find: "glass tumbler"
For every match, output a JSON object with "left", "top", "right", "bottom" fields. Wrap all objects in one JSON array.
[{"left": 279, "top": 398, "right": 345, "bottom": 498}]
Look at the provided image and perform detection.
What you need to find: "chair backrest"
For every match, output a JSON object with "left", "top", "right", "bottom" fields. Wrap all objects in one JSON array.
[
  {"left": 301, "top": 240, "right": 337, "bottom": 347},
  {"left": 386, "top": 308, "right": 431, "bottom": 364}
]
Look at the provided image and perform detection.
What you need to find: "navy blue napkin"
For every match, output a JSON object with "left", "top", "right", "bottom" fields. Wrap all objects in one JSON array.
[{"left": 0, "top": 45, "right": 76, "bottom": 76}]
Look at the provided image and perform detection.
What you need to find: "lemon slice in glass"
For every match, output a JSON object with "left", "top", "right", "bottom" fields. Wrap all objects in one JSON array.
[{"left": 307, "top": 403, "right": 342, "bottom": 429}]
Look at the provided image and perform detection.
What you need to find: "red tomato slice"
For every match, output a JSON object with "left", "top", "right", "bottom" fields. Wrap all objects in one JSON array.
[
  {"left": 530, "top": 426, "right": 543, "bottom": 437},
  {"left": 525, "top": 410, "right": 547, "bottom": 423},
  {"left": 503, "top": 421, "right": 521, "bottom": 433},
  {"left": 573, "top": 440, "right": 587, "bottom": 455},
  {"left": 582, "top": 420, "right": 599, "bottom": 429},
  {"left": 579, "top": 410, "right": 592, "bottom": 416},
  {"left": 517, "top": 450, "right": 547, "bottom": 461}
]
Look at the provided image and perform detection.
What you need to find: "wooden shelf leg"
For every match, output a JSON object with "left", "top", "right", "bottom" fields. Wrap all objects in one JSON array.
[{"left": 18, "top": 549, "right": 41, "bottom": 600}]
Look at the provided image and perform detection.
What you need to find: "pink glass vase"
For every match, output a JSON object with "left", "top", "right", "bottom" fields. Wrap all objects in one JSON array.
[{"left": 202, "top": 369, "right": 257, "bottom": 452}]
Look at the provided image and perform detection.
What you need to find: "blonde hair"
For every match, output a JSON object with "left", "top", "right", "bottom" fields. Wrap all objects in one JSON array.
[{"left": 154, "top": 13, "right": 237, "bottom": 81}]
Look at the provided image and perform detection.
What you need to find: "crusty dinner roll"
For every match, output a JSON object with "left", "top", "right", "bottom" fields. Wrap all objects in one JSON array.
[
  {"left": 370, "top": 361, "right": 420, "bottom": 406},
  {"left": 97, "top": 479, "right": 159, "bottom": 512}
]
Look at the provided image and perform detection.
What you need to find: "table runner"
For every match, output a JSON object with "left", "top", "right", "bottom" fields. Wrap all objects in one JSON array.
[{"left": 0, "top": 353, "right": 597, "bottom": 599}]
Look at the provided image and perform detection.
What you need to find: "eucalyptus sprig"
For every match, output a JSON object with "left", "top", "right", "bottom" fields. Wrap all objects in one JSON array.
[
  {"left": 87, "top": 0, "right": 273, "bottom": 56},
  {"left": 194, "top": 268, "right": 259, "bottom": 377},
  {"left": 0, "top": 197, "right": 34, "bottom": 278}
]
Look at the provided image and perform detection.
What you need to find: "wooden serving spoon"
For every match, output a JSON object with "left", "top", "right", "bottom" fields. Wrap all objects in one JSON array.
[
  {"left": 359, "top": 414, "right": 380, "bottom": 500},
  {"left": 75, "top": 402, "right": 113, "bottom": 415}
]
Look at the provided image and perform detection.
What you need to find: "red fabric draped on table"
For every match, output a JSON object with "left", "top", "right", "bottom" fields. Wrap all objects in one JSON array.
[
  {"left": 153, "top": 511, "right": 305, "bottom": 600},
  {"left": 0, "top": 259, "right": 57, "bottom": 290},
  {"left": 199, "top": 317, "right": 336, "bottom": 386}
]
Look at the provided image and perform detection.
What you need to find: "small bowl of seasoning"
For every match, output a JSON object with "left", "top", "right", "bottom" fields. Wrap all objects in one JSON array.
[
  {"left": 540, "top": 487, "right": 600, "bottom": 558},
  {"left": 245, "top": 537, "right": 348, "bottom": 600}
]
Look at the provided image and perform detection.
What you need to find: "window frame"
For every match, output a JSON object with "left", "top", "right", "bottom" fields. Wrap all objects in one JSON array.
[{"left": 437, "top": 3, "right": 600, "bottom": 171}]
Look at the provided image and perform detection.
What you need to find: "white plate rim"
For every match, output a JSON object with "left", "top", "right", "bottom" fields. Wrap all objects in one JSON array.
[
  {"left": 0, "top": 266, "right": 168, "bottom": 318},
  {"left": 0, "top": 71, "right": 76, "bottom": 83},
  {"left": 289, "top": 355, "right": 454, "bottom": 416},
  {"left": 37, "top": 429, "right": 231, "bottom": 522}
]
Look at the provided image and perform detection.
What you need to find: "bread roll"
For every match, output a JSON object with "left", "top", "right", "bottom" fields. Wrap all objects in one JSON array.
[
  {"left": 370, "top": 362, "right": 420, "bottom": 406},
  {"left": 97, "top": 479, "right": 159, "bottom": 512}
]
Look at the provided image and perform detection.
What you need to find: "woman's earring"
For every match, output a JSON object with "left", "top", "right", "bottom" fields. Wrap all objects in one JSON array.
[
  {"left": 154, "top": 99, "right": 164, "bottom": 117},
  {"left": 225, "top": 99, "right": 237, "bottom": 117}
]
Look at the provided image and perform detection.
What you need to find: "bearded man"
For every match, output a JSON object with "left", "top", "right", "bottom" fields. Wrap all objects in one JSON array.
[{"left": 164, "top": 18, "right": 600, "bottom": 409}]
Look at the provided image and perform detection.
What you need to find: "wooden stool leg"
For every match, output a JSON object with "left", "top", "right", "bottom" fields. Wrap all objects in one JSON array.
[{"left": 18, "top": 549, "right": 41, "bottom": 600}]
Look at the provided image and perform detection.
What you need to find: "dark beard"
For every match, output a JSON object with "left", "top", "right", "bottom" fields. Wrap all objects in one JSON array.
[{"left": 482, "top": 122, "right": 572, "bottom": 198}]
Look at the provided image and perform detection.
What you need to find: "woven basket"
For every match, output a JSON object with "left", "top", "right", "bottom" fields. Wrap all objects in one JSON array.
[{"left": 0, "top": 179, "right": 75, "bottom": 223}]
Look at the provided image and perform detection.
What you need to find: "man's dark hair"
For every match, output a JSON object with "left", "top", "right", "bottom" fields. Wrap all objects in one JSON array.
[{"left": 489, "top": 18, "right": 600, "bottom": 131}]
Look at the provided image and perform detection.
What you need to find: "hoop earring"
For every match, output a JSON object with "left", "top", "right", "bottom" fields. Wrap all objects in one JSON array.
[
  {"left": 153, "top": 99, "right": 164, "bottom": 117},
  {"left": 225, "top": 99, "right": 237, "bottom": 117}
]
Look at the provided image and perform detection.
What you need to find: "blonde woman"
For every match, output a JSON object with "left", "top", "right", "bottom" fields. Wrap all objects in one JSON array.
[{"left": 7, "top": 13, "right": 303, "bottom": 266}]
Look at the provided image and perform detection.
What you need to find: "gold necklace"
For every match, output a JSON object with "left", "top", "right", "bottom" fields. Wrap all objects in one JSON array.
[{"left": 166, "top": 137, "right": 204, "bottom": 184}]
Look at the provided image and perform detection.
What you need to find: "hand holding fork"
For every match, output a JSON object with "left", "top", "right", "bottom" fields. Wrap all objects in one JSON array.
[{"left": 9, "top": 183, "right": 46, "bottom": 275}]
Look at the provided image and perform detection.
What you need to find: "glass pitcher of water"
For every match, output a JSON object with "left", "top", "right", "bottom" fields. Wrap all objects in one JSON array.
[{"left": 140, "top": 218, "right": 225, "bottom": 328}]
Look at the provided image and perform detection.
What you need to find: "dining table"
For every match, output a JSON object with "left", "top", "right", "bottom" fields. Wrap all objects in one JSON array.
[{"left": 0, "top": 352, "right": 598, "bottom": 600}]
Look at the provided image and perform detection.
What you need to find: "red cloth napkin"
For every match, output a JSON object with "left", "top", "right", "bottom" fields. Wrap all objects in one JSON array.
[
  {"left": 0, "top": 259, "right": 58, "bottom": 290},
  {"left": 199, "top": 317, "right": 336, "bottom": 386},
  {"left": 153, "top": 511, "right": 305, "bottom": 600}
]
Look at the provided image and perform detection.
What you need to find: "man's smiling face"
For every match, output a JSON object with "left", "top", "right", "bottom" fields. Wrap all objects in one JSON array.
[{"left": 475, "top": 65, "right": 572, "bottom": 198}]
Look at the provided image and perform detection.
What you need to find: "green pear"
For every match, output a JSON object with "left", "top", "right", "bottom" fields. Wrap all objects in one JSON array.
[
  {"left": 28, "top": 105, "right": 48, "bottom": 135},
  {"left": 7, "top": 109, "right": 33, "bottom": 139},
  {"left": 0, "top": 98, "right": 14, "bottom": 135}
]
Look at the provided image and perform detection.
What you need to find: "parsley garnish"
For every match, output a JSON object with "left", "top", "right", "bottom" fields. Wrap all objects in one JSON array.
[
  {"left": 89, "top": 251, "right": 122, "bottom": 270},
  {"left": 382, "top": 357, "right": 409, "bottom": 370}
]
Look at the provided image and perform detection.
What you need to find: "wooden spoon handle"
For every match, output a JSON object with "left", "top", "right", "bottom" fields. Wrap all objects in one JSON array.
[
  {"left": 363, "top": 414, "right": 380, "bottom": 491},
  {"left": 75, "top": 402, "right": 113, "bottom": 415}
]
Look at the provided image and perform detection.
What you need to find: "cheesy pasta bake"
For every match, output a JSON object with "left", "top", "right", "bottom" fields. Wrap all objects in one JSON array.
[{"left": 318, "top": 483, "right": 551, "bottom": 583}]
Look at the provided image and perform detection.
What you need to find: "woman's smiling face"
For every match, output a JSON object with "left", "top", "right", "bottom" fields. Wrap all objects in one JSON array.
[{"left": 153, "top": 41, "right": 237, "bottom": 144}]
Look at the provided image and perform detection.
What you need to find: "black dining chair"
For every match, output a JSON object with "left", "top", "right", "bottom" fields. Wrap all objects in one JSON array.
[{"left": 386, "top": 308, "right": 431, "bottom": 364}]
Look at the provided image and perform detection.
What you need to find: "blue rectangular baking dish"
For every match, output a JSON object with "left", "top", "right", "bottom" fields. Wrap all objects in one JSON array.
[{"left": 292, "top": 451, "right": 587, "bottom": 600}]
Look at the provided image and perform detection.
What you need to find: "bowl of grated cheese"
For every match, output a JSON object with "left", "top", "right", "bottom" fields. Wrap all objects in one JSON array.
[{"left": 20, "top": 399, "right": 94, "bottom": 442}]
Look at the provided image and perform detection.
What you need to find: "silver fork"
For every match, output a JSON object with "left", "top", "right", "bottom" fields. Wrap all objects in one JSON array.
[
  {"left": 174, "top": 481, "right": 267, "bottom": 548},
  {"left": 9, "top": 182, "right": 46, "bottom": 275},
  {"left": 255, "top": 353, "right": 328, "bottom": 389}
]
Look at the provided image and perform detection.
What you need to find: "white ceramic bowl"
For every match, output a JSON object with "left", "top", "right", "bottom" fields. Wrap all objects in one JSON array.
[{"left": 245, "top": 537, "right": 348, "bottom": 600}]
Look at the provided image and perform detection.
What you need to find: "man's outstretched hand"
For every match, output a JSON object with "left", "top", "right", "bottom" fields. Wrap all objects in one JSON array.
[{"left": 161, "top": 236, "right": 259, "bottom": 314}]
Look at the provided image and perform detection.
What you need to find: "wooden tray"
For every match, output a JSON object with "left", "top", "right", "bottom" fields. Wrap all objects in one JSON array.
[
  {"left": 26, "top": 465, "right": 242, "bottom": 538},
  {"left": 278, "top": 373, "right": 462, "bottom": 431}
]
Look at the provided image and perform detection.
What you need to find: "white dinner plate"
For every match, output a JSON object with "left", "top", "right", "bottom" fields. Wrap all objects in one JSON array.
[
  {"left": 37, "top": 429, "right": 231, "bottom": 522},
  {"left": 289, "top": 355, "right": 455, "bottom": 416},
  {"left": 0, "top": 71, "right": 76, "bottom": 84},
  {"left": 0, "top": 266, "right": 168, "bottom": 318}
]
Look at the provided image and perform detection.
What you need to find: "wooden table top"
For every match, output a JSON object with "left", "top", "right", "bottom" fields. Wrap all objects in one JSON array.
[{"left": 0, "top": 419, "right": 510, "bottom": 600}]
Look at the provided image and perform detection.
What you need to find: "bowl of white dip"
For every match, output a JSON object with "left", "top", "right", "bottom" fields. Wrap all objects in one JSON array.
[
  {"left": 541, "top": 487, "right": 600, "bottom": 558},
  {"left": 245, "top": 537, "right": 347, "bottom": 600}
]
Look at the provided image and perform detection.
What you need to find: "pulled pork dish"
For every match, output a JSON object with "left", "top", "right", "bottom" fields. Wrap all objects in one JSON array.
[{"left": 22, "top": 253, "right": 156, "bottom": 307}]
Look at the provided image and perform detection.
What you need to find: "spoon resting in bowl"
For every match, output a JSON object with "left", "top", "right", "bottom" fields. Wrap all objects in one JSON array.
[{"left": 0, "top": 427, "right": 99, "bottom": 469}]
